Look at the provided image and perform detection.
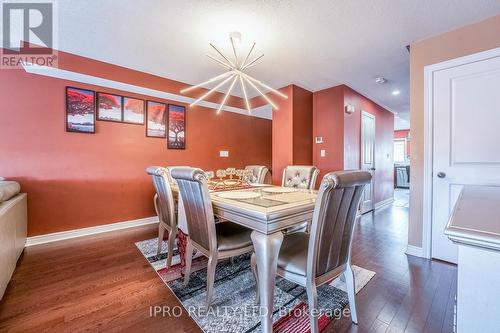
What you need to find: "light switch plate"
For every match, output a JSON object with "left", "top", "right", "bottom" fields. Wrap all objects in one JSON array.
[
  {"left": 315, "top": 137, "right": 323, "bottom": 144},
  {"left": 220, "top": 150, "right": 229, "bottom": 157},
  {"left": 320, "top": 149, "right": 326, "bottom": 157}
]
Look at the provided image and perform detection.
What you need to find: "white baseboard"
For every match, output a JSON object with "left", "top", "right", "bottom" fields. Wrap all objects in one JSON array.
[
  {"left": 26, "top": 216, "right": 159, "bottom": 247},
  {"left": 374, "top": 197, "right": 395, "bottom": 210},
  {"left": 406, "top": 245, "right": 425, "bottom": 258}
]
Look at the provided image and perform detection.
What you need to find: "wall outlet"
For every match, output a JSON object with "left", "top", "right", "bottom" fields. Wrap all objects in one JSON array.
[
  {"left": 315, "top": 137, "right": 323, "bottom": 144},
  {"left": 220, "top": 150, "right": 229, "bottom": 157},
  {"left": 320, "top": 149, "right": 326, "bottom": 157}
]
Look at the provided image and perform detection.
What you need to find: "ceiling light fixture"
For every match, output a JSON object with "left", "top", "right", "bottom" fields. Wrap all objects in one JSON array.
[
  {"left": 375, "top": 77, "right": 387, "bottom": 84},
  {"left": 181, "top": 32, "right": 288, "bottom": 114},
  {"left": 392, "top": 90, "right": 401, "bottom": 96}
]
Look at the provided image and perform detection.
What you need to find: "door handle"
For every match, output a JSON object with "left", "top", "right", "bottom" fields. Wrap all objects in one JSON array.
[
  {"left": 369, "top": 167, "right": 376, "bottom": 171},
  {"left": 437, "top": 172, "right": 446, "bottom": 178}
]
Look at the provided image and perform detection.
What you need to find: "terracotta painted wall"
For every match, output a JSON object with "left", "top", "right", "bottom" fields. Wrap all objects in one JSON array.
[
  {"left": 0, "top": 52, "right": 272, "bottom": 236},
  {"left": 409, "top": 14, "right": 500, "bottom": 248},
  {"left": 312, "top": 85, "right": 345, "bottom": 186},
  {"left": 271, "top": 85, "right": 313, "bottom": 185},
  {"left": 394, "top": 129, "right": 411, "bottom": 156},
  {"left": 343, "top": 86, "right": 394, "bottom": 205}
]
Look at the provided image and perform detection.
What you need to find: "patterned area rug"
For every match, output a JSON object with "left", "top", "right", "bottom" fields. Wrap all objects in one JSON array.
[{"left": 136, "top": 238, "right": 375, "bottom": 333}]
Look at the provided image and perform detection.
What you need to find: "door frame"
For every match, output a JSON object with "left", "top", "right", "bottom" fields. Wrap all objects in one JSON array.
[
  {"left": 421, "top": 46, "right": 500, "bottom": 259},
  {"left": 360, "top": 110, "right": 375, "bottom": 213}
]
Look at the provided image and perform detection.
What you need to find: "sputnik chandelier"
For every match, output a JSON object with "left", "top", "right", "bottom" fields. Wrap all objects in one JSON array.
[{"left": 180, "top": 32, "right": 288, "bottom": 114}]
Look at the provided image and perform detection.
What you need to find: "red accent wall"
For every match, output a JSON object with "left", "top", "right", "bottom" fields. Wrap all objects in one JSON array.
[
  {"left": 312, "top": 86, "right": 345, "bottom": 186},
  {"left": 313, "top": 85, "right": 394, "bottom": 203},
  {"left": 394, "top": 129, "right": 411, "bottom": 155},
  {"left": 0, "top": 52, "right": 272, "bottom": 236},
  {"left": 271, "top": 85, "right": 313, "bottom": 185}
]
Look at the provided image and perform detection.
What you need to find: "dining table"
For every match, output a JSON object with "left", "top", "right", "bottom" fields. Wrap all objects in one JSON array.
[{"left": 173, "top": 181, "right": 318, "bottom": 333}]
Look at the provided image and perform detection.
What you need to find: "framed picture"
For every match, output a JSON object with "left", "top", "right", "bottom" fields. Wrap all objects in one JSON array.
[
  {"left": 146, "top": 101, "right": 167, "bottom": 138},
  {"left": 123, "top": 97, "right": 145, "bottom": 124},
  {"left": 97, "top": 92, "right": 122, "bottom": 122},
  {"left": 66, "top": 87, "right": 96, "bottom": 133},
  {"left": 167, "top": 104, "right": 186, "bottom": 149}
]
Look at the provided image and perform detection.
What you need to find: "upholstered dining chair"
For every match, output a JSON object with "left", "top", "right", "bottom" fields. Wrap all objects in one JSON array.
[
  {"left": 170, "top": 167, "right": 255, "bottom": 307},
  {"left": 244, "top": 165, "right": 269, "bottom": 184},
  {"left": 252, "top": 170, "right": 371, "bottom": 333},
  {"left": 146, "top": 166, "right": 178, "bottom": 269},
  {"left": 165, "top": 165, "right": 191, "bottom": 184},
  {"left": 282, "top": 165, "right": 320, "bottom": 190}
]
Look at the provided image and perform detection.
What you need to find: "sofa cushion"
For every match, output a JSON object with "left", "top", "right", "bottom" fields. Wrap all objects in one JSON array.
[{"left": 0, "top": 181, "right": 21, "bottom": 202}]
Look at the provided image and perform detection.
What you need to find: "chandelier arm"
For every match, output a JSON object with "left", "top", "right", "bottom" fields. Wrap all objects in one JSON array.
[
  {"left": 217, "top": 76, "right": 239, "bottom": 114},
  {"left": 190, "top": 74, "right": 236, "bottom": 107},
  {"left": 206, "top": 54, "right": 233, "bottom": 70},
  {"left": 237, "top": 71, "right": 288, "bottom": 99},
  {"left": 239, "top": 75, "right": 252, "bottom": 114},
  {"left": 241, "top": 42, "right": 256, "bottom": 69},
  {"left": 241, "top": 54, "right": 264, "bottom": 71},
  {"left": 230, "top": 37, "right": 239, "bottom": 68},
  {"left": 243, "top": 76, "right": 278, "bottom": 110},
  {"left": 210, "top": 43, "right": 236, "bottom": 68},
  {"left": 180, "top": 71, "right": 233, "bottom": 94}
]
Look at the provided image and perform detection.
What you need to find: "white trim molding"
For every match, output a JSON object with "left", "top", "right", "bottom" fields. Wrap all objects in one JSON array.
[
  {"left": 374, "top": 197, "right": 395, "bottom": 210},
  {"left": 422, "top": 46, "right": 500, "bottom": 260},
  {"left": 405, "top": 245, "right": 425, "bottom": 258},
  {"left": 22, "top": 63, "right": 273, "bottom": 120},
  {"left": 26, "top": 216, "right": 159, "bottom": 246}
]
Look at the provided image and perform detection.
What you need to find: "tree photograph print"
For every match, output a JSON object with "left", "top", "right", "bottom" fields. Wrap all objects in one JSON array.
[
  {"left": 66, "top": 87, "right": 96, "bottom": 133},
  {"left": 97, "top": 93, "right": 123, "bottom": 122},
  {"left": 167, "top": 104, "right": 186, "bottom": 149},
  {"left": 146, "top": 101, "right": 167, "bottom": 138}
]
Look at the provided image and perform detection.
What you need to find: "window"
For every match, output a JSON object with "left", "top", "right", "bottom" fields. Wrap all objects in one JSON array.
[{"left": 394, "top": 139, "right": 406, "bottom": 164}]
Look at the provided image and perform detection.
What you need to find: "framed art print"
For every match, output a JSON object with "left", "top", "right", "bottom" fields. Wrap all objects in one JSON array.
[
  {"left": 146, "top": 101, "right": 167, "bottom": 138},
  {"left": 66, "top": 87, "right": 96, "bottom": 133},
  {"left": 167, "top": 104, "right": 186, "bottom": 149},
  {"left": 123, "top": 97, "right": 145, "bottom": 124},
  {"left": 97, "top": 92, "right": 122, "bottom": 122}
]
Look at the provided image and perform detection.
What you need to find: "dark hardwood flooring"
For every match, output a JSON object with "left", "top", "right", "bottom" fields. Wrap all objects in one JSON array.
[{"left": 0, "top": 195, "right": 457, "bottom": 332}]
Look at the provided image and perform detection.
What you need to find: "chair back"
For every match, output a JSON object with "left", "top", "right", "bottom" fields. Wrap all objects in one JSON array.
[
  {"left": 244, "top": 165, "right": 269, "bottom": 184},
  {"left": 307, "top": 170, "right": 371, "bottom": 278},
  {"left": 282, "top": 165, "right": 320, "bottom": 189},
  {"left": 170, "top": 167, "right": 216, "bottom": 252},
  {"left": 165, "top": 165, "right": 191, "bottom": 184},
  {"left": 146, "top": 166, "right": 176, "bottom": 229}
]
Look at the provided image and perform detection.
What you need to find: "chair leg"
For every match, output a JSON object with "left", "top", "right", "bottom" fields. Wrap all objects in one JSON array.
[
  {"left": 306, "top": 282, "right": 319, "bottom": 333},
  {"left": 157, "top": 224, "right": 166, "bottom": 255},
  {"left": 250, "top": 252, "right": 259, "bottom": 304},
  {"left": 345, "top": 265, "right": 358, "bottom": 324},
  {"left": 183, "top": 240, "right": 194, "bottom": 286},
  {"left": 206, "top": 256, "right": 217, "bottom": 308},
  {"left": 166, "top": 228, "right": 177, "bottom": 269}
]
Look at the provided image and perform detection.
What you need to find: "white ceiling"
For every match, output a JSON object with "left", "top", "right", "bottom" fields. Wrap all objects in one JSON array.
[{"left": 55, "top": 0, "right": 500, "bottom": 128}]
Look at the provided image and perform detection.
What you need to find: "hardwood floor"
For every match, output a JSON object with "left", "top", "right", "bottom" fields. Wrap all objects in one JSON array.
[{"left": 0, "top": 198, "right": 456, "bottom": 332}]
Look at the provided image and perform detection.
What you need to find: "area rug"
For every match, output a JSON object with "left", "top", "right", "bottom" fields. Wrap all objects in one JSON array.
[{"left": 136, "top": 238, "right": 375, "bottom": 333}]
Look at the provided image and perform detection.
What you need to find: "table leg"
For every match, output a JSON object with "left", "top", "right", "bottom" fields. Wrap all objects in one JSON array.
[{"left": 251, "top": 230, "right": 283, "bottom": 333}]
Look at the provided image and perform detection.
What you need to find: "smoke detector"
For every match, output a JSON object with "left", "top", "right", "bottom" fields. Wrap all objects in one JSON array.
[{"left": 375, "top": 77, "right": 387, "bottom": 84}]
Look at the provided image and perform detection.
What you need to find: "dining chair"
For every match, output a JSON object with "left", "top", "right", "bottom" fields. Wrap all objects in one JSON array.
[
  {"left": 164, "top": 165, "right": 192, "bottom": 184},
  {"left": 170, "top": 167, "right": 255, "bottom": 307},
  {"left": 282, "top": 165, "right": 320, "bottom": 189},
  {"left": 244, "top": 165, "right": 269, "bottom": 184},
  {"left": 252, "top": 170, "right": 372, "bottom": 333},
  {"left": 146, "top": 166, "right": 178, "bottom": 269}
]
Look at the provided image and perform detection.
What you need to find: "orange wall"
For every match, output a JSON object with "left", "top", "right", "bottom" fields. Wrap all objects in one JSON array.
[
  {"left": 409, "top": 14, "right": 500, "bottom": 247},
  {"left": 0, "top": 52, "right": 272, "bottom": 236},
  {"left": 313, "top": 85, "right": 394, "bottom": 203},
  {"left": 394, "top": 129, "right": 411, "bottom": 155},
  {"left": 271, "top": 85, "right": 313, "bottom": 185},
  {"left": 312, "top": 85, "right": 345, "bottom": 186}
]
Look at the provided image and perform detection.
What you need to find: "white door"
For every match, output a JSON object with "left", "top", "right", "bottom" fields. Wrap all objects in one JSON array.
[
  {"left": 432, "top": 53, "right": 500, "bottom": 263},
  {"left": 361, "top": 111, "right": 375, "bottom": 213}
]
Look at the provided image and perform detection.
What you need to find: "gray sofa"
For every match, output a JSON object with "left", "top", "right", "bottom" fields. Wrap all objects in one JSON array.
[{"left": 0, "top": 180, "right": 27, "bottom": 300}]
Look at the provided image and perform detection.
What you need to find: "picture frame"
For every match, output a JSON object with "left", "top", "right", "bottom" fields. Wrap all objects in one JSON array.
[
  {"left": 167, "top": 104, "right": 186, "bottom": 149},
  {"left": 123, "top": 97, "right": 145, "bottom": 125},
  {"left": 146, "top": 100, "right": 167, "bottom": 138},
  {"left": 65, "top": 86, "right": 96, "bottom": 133},
  {"left": 97, "top": 92, "right": 123, "bottom": 122}
]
